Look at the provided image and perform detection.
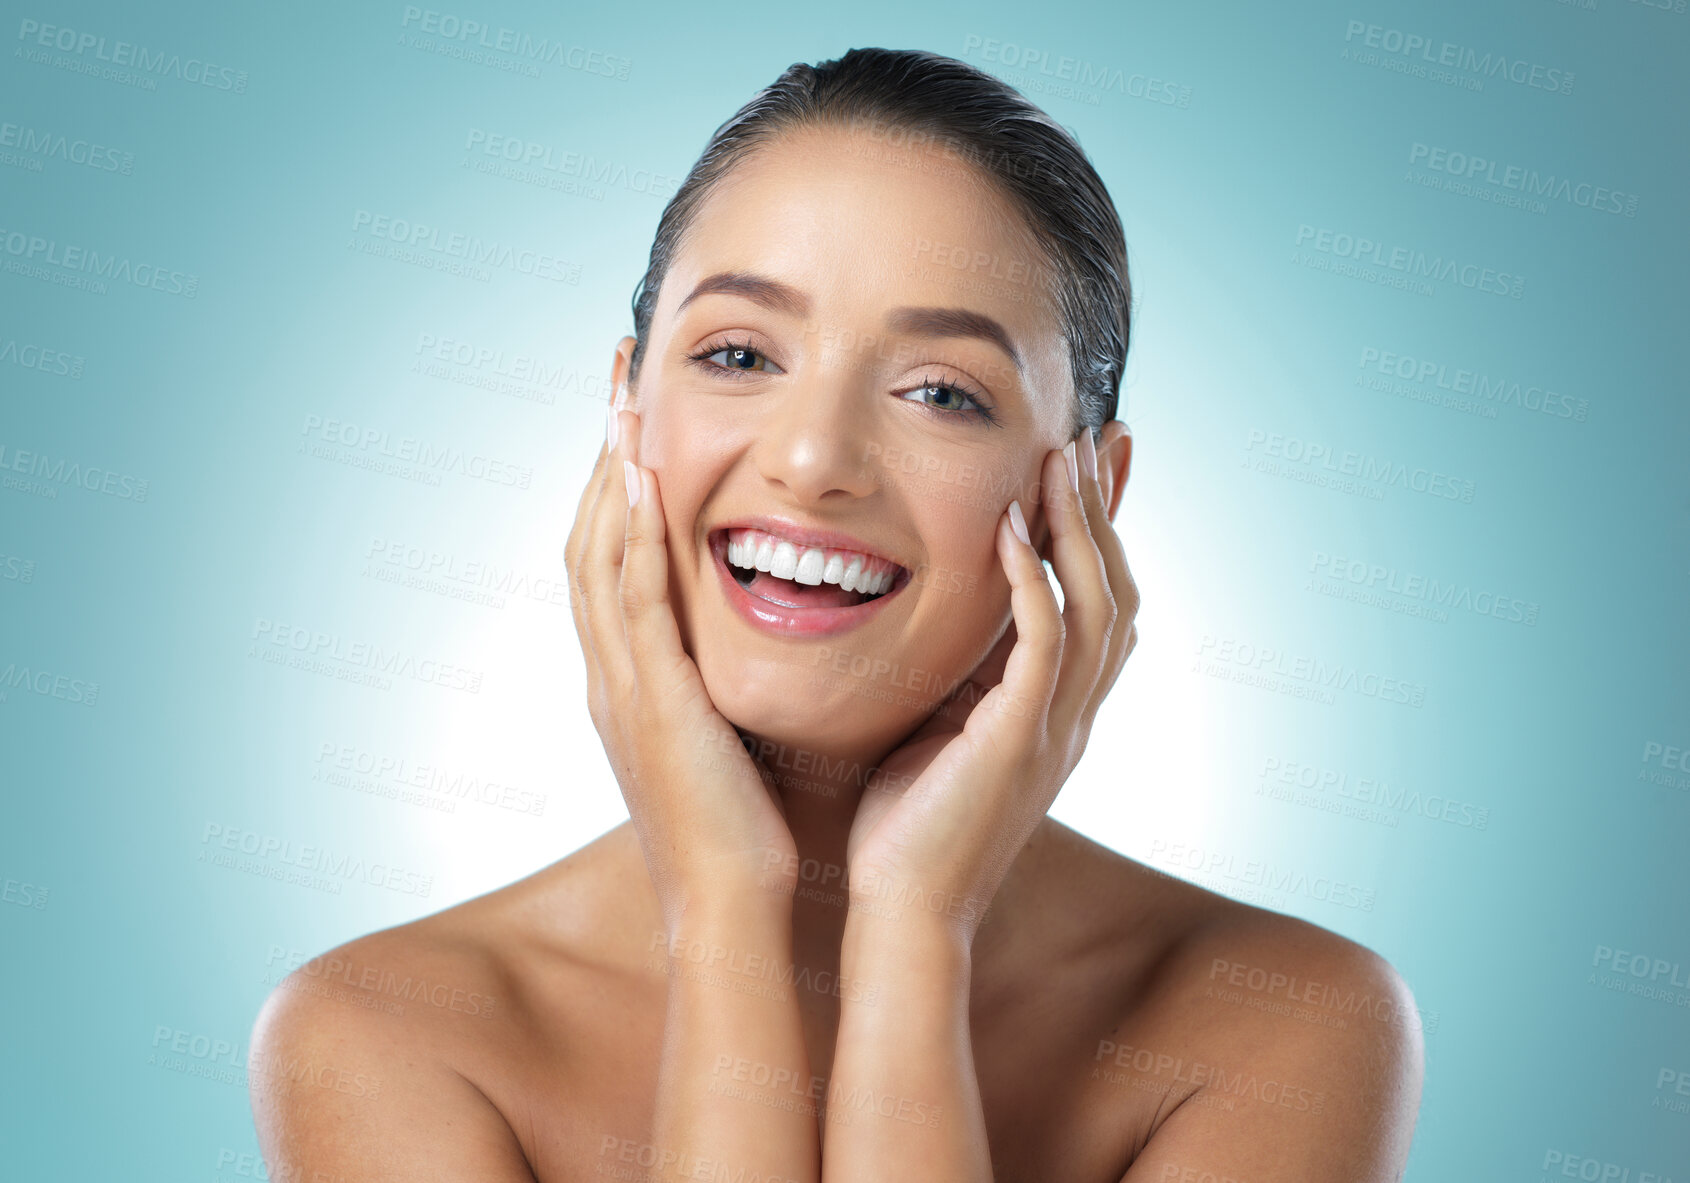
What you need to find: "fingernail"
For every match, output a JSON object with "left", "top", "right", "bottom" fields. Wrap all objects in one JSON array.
[
  {"left": 606, "top": 404, "right": 620, "bottom": 451},
  {"left": 623, "top": 460, "right": 641, "bottom": 507},
  {"left": 1008, "top": 499, "right": 1030, "bottom": 546},
  {"left": 1063, "top": 441, "right": 1079, "bottom": 495},
  {"left": 1080, "top": 428, "right": 1098, "bottom": 482}
]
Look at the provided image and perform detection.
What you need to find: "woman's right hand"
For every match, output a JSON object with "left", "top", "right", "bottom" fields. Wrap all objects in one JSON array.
[{"left": 564, "top": 394, "right": 799, "bottom": 929}]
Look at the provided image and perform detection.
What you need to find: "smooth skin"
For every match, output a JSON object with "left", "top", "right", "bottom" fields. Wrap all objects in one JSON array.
[{"left": 250, "top": 122, "right": 1422, "bottom": 1182}]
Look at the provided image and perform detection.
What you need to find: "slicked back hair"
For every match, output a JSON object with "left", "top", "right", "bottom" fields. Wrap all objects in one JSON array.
[{"left": 627, "top": 47, "right": 1132, "bottom": 439}]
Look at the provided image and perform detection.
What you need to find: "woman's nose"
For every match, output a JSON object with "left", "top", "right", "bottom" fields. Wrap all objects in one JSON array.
[{"left": 752, "top": 371, "right": 883, "bottom": 504}]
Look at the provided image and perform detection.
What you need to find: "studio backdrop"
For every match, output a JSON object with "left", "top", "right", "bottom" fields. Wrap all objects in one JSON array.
[{"left": 2, "top": 1, "right": 1686, "bottom": 1179}]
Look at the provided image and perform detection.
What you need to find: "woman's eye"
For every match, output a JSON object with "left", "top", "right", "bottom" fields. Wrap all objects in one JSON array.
[
  {"left": 899, "top": 379, "right": 992, "bottom": 420},
  {"left": 696, "top": 344, "right": 781, "bottom": 374}
]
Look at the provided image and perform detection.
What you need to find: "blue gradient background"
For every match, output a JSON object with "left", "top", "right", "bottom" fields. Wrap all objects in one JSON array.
[{"left": 2, "top": 1, "right": 1686, "bottom": 1178}]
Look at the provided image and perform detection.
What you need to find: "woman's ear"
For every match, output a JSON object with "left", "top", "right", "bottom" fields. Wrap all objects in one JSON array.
[
  {"left": 610, "top": 335, "right": 638, "bottom": 409},
  {"left": 1096, "top": 421, "right": 1133, "bottom": 523}
]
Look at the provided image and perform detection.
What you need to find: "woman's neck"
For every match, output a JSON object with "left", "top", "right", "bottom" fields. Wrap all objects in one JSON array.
[{"left": 737, "top": 724, "right": 1055, "bottom": 988}]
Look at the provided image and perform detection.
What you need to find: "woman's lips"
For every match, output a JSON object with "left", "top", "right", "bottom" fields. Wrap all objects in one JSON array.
[{"left": 708, "top": 530, "right": 909, "bottom": 637}]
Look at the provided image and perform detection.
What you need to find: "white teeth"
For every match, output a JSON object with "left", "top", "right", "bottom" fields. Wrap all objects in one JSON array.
[
  {"left": 769, "top": 541, "right": 799, "bottom": 581},
  {"left": 722, "top": 529, "right": 898, "bottom": 597},
  {"left": 794, "top": 547, "right": 826, "bottom": 586}
]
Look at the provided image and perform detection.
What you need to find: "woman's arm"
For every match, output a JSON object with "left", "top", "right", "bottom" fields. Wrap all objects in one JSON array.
[
  {"left": 651, "top": 888, "right": 819, "bottom": 1183},
  {"left": 827, "top": 431, "right": 1138, "bottom": 1180},
  {"left": 591, "top": 405, "right": 820, "bottom": 1181},
  {"left": 823, "top": 905, "right": 987, "bottom": 1179}
]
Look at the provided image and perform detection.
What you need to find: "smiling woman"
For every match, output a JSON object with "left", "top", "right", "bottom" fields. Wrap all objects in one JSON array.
[{"left": 249, "top": 47, "right": 1422, "bottom": 1182}]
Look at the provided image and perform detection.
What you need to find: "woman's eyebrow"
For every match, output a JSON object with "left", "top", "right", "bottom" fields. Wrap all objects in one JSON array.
[
  {"left": 676, "top": 269, "right": 1025, "bottom": 376},
  {"left": 885, "top": 306, "right": 1024, "bottom": 376},
  {"left": 676, "top": 271, "right": 811, "bottom": 319}
]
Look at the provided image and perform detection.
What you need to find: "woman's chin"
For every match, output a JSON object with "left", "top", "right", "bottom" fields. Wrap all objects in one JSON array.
[
  {"left": 701, "top": 661, "right": 943, "bottom": 773},
  {"left": 707, "top": 682, "right": 833, "bottom": 742}
]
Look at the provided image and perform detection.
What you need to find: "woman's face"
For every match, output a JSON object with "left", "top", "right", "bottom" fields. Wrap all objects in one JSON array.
[{"left": 614, "top": 121, "right": 1075, "bottom": 761}]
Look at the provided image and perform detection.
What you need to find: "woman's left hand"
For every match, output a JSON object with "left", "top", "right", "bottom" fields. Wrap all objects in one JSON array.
[{"left": 844, "top": 429, "right": 1140, "bottom": 934}]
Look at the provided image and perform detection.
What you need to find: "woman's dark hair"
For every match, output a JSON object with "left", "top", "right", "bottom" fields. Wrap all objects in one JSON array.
[{"left": 627, "top": 47, "right": 1132, "bottom": 438}]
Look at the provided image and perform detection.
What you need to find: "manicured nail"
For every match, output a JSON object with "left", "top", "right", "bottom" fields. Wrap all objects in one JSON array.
[
  {"left": 1080, "top": 428, "right": 1098, "bottom": 482},
  {"left": 1008, "top": 499, "right": 1030, "bottom": 546},
  {"left": 1063, "top": 441, "right": 1079, "bottom": 495},
  {"left": 606, "top": 404, "right": 620, "bottom": 451},
  {"left": 623, "top": 460, "right": 641, "bottom": 507}
]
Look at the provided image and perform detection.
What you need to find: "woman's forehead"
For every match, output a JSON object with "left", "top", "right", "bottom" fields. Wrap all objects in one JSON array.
[{"left": 668, "top": 125, "right": 1065, "bottom": 347}]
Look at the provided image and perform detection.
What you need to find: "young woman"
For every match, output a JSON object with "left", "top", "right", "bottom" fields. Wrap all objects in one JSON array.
[{"left": 251, "top": 48, "right": 1423, "bottom": 1182}]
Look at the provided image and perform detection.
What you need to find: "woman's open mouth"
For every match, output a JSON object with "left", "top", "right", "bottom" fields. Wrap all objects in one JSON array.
[{"left": 708, "top": 525, "right": 911, "bottom": 636}]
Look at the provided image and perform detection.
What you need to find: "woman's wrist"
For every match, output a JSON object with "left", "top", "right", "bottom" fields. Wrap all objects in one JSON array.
[
  {"left": 841, "top": 895, "right": 977, "bottom": 977},
  {"left": 845, "top": 863, "right": 995, "bottom": 951},
  {"left": 659, "top": 876, "right": 794, "bottom": 942}
]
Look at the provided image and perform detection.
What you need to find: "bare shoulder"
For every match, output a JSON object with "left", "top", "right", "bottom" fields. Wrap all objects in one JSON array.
[
  {"left": 1049, "top": 826, "right": 1424, "bottom": 1181},
  {"left": 248, "top": 904, "right": 538, "bottom": 1179},
  {"left": 248, "top": 825, "right": 655, "bottom": 1181}
]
